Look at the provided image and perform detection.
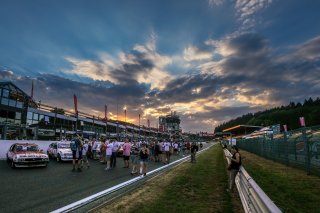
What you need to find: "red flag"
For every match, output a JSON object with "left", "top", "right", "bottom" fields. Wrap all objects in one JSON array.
[
  {"left": 31, "top": 80, "right": 34, "bottom": 99},
  {"left": 73, "top": 94, "right": 78, "bottom": 115},
  {"left": 105, "top": 105, "right": 107, "bottom": 120},
  {"left": 299, "top": 117, "right": 306, "bottom": 127}
]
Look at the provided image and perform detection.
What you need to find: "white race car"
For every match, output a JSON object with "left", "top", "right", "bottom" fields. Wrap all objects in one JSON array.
[
  {"left": 6, "top": 143, "right": 49, "bottom": 168},
  {"left": 47, "top": 141, "right": 73, "bottom": 162}
]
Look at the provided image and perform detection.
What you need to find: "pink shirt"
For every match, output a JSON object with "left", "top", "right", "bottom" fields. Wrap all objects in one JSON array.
[{"left": 122, "top": 142, "right": 131, "bottom": 156}]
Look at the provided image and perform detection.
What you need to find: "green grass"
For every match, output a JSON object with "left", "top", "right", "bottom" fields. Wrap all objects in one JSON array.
[
  {"left": 242, "top": 150, "right": 320, "bottom": 213},
  {"left": 128, "top": 146, "right": 236, "bottom": 213}
]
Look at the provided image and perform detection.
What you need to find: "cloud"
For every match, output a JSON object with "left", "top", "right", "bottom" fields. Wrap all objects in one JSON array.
[
  {"left": 143, "top": 33, "right": 320, "bottom": 131},
  {"left": 208, "top": 0, "right": 225, "bottom": 7},
  {"left": 293, "top": 36, "right": 320, "bottom": 60},
  {"left": 2, "top": 32, "right": 320, "bottom": 133},
  {"left": 0, "top": 70, "right": 149, "bottom": 121},
  {"left": 208, "top": 0, "right": 273, "bottom": 29},
  {"left": 64, "top": 34, "right": 172, "bottom": 90},
  {"left": 183, "top": 46, "right": 213, "bottom": 61}
]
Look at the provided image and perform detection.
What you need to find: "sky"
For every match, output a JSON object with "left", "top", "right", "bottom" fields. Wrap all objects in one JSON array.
[{"left": 0, "top": 0, "right": 320, "bottom": 133}]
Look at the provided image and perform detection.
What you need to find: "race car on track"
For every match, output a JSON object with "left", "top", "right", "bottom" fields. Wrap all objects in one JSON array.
[
  {"left": 47, "top": 141, "right": 73, "bottom": 162},
  {"left": 6, "top": 143, "right": 49, "bottom": 168}
]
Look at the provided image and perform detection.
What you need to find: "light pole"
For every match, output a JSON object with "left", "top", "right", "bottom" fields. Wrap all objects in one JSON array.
[
  {"left": 124, "top": 106, "right": 127, "bottom": 138},
  {"left": 139, "top": 114, "right": 141, "bottom": 141}
]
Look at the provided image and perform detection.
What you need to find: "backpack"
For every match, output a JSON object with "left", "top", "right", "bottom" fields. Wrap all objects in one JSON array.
[{"left": 70, "top": 141, "right": 77, "bottom": 151}]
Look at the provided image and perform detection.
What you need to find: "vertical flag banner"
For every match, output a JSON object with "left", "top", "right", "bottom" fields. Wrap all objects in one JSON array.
[
  {"left": 299, "top": 117, "right": 306, "bottom": 127},
  {"left": 283, "top": 124, "right": 288, "bottom": 132},
  {"left": 73, "top": 94, "right": 78, "bottom": 115}
]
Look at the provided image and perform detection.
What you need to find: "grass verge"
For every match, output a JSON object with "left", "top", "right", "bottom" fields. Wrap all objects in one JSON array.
[
  {"left": 95, "top": 145, "right": 243, "bottom": 213},
  {"left": 241, "top": 150, "right": 320, "bottom": 213}
]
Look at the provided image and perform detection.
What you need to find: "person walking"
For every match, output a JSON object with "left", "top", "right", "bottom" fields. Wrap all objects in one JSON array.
[
  {"left": 227, "top": 145, "right": 242, "bottom": 192},
  {"left": 122, "top": 138, "right": 131, "bottom": 168},
  {"left": 139, "top": 143, "right": 149, "bottom": 176}
]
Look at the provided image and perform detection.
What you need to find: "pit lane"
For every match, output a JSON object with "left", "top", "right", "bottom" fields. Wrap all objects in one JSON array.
[{"left": 0, "top": 143, "right": 210, "bottom": 213}]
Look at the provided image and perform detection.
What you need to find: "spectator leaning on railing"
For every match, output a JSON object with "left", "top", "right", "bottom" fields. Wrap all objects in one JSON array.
[{"left": 226, "top": 145, "right": 242, "bottom": 193}]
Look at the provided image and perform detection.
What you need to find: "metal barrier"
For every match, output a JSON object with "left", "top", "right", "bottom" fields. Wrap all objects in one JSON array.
[
  {"left": 236, "top": 125, "right": 320, "bottom": 176},
  {"left": 224, "top": 149, "right": 282, "bottom": 213},
  {"left": 51, "top": 143, "right": 216, "bottom": 213}
]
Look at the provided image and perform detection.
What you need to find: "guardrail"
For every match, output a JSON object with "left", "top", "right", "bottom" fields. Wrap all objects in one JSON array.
[
  {"left": 223, "top": 149, "right": 282, "bottom": 213},
  {"left": 51, "top": 143, "right": 216, "bottom": 213}
]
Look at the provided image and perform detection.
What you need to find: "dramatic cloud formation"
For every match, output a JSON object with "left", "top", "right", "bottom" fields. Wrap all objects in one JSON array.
[
  {"left": 1, "top": 0, "right": 320, "bottom": 132},
  {"left": 64, "top": 37, "right": 172, "bottom": 90}
]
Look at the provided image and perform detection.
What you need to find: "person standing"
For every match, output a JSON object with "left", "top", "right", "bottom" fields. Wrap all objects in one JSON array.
[
  {"left": 122, "top": 139, "right": 131, "bottom": 168},
  {"left": 139, "top": 143, "right": 149, "bottom": 176},
  {"left": 110, "top": 139, "right": 120, "bottom": 168},
  {"left": 105, "top": 140, "right": 113, "bottom": 171},
  {"left": 190, "top": 142, "right": 199, "bottom": 163},
  {"left": 163, "top": 140, "right": 171, "bottom": 164},
  {"left": 100, "top": 140, "right": 107, "bottom": 163},
  {"left": 186, "top": 141, "right": 191, "bottom": 154},
  {"left": 154, "top": 141, "right": 160, "bottom": 162},
  {"left": 71, "top": 135, "right": 83, "bottom": 172},
  {"left": 92, "top": 138, "right": 97, "bottom": 160},
  {"left": 227, "top": 145, "right": 242, "bottom": 192},
  {"left": 130, "top": 141, "right": 139, "bottom": 175},
  {"left": 81, "top": 139, "right": 90, "bottom": 169}
]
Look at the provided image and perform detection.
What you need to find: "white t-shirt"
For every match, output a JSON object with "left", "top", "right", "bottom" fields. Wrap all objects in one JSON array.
[
  {"left": 92, "top": 141, "right": 98, "bottom": 150},
  {"left": 82, "top": 143, "right": 88, "bottom": 156},
  {"left": 112, "top": 141, "right": 120, "bottom": 152},
  {"left": 106, "top": 143, "right": 113, "bottom": 156},
  {"left": 164, "top": 142, "right": 171, "bottom": 152}
]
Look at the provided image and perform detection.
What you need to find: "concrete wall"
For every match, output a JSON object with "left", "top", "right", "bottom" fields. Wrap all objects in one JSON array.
[{"left": 0, "top": 140, "right": 57, "bottom": 159}]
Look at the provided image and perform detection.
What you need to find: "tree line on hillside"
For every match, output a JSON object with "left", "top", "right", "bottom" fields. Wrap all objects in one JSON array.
[{"left": 214, "top": 97, "right": 320, "bottom": 133}]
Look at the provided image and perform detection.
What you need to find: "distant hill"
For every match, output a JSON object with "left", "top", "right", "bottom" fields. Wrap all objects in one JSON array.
[{"left": 214, "top": 97, "right": 320, "bottom": 133}]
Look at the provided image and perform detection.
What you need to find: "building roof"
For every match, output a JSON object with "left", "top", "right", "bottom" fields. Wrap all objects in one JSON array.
[
  {"left": 0, "top": 81, "right": 38, "bottom": 107},
  {"left": 222, "top": 125, "right": 262, "bottom": 137}
]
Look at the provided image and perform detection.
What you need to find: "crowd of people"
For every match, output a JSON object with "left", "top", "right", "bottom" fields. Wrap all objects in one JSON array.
[{"left": 70, "top": 135, "right": 203, "bottom": 176}]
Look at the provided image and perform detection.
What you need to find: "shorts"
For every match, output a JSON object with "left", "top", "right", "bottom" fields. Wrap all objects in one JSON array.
[
  {"left": 123, "top": 155, "right": 130, "bottom": 161},
  {"left": 106, "top": 155, "right": 111, "bottom": 161},
  {"left": 131, "top": 155, "right": 138, "bottom": 164},
  {"left": 140, "top": 158, "right": 149, "bottom": 163},
  {"left": 72, "top": 150, "right": 82, "bottom": 160},
  {"left": 82, "top": 154, "right": 88, "bottom": 162}
]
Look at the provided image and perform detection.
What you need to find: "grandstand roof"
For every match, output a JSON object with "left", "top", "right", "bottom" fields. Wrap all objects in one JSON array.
[{"left": 222, "top": 125, "right": 262, "bottom": 137}]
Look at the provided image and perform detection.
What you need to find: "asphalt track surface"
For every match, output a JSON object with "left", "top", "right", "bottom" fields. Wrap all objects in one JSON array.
[{"left": 0, "top": 143, "right": 210, "bottom": 213}]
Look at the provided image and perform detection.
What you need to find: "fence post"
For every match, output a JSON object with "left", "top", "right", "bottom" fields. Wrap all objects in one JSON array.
[{"left": 302, "top": 128, "right": 310, "bottom": 175}]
